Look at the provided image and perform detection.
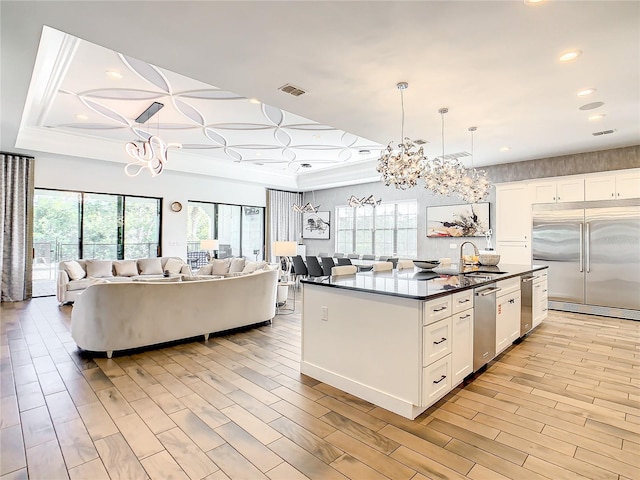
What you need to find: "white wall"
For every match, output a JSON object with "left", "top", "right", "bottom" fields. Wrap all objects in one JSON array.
[{"left": 34, "top": 153, "right": 266, "bottom": 259}]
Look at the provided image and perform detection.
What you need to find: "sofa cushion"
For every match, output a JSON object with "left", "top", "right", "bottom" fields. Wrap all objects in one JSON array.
[
  {"left": 164, "top": 257, "right": 184, "bottom": 274},
  {"left": 67, "top": 278, "right": 96, "bottom": 291},
  {"left": 197, "top": 264, "right": 213, "bottom": 275},
  {"left": 63, "top": 260, "right": 86, "bottom": 281},
  {"left": 138, "top": 258, "right": 163, "bottom": 275},
  {"left": 242, "top": 260, "right": 268, "bottom": 274},
  {"left": 210, "top": 258, "right": 232, "bottom": 275},
  {"left": 85, "top": 260, "right": 113, "bottom": 278},
  {"left": 113, "top": 260, "right": 138, "bottom": 277},
  {"left": 228, "top": 257, "right": 246, "bottom": 273}
]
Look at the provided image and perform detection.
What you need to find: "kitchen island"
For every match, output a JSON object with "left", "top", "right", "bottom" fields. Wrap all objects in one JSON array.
[{"left": 300, "top": 264, "right": 548, "bottom": 419}]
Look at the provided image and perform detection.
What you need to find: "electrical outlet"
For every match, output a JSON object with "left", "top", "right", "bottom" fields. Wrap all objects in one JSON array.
[
  {"left": 321, "top": 306, "right": 328, "bottom": 321},
  {"left": 450, "top": 243, "right": 457, "bottom": 249}
]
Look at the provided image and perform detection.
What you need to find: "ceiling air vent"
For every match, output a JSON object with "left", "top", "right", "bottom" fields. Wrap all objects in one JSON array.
[
  {"left": 278, "top": 83, "right": 306, "bottom": 97},
  {"left": 414, "top": 139, "right": 429, "bottom": 145},
  {"left": 592, "top": 129, "right": 615, "bottom": 136},
  {"left": 439, "top": 151, "right": 471, "bottom": 160}
]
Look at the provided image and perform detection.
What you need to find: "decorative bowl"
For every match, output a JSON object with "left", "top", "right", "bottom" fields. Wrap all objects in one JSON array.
[
  {"left": 413, "top": 260, "right": 440, "bottom": 270},
  {"left": 479, "top": 254, "right": 500, "bottom": 266}
]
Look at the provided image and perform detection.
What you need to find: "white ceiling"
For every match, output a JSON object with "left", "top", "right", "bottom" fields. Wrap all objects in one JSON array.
[{"left": 2, "top": 1, "right": 639, "bottom": 191}]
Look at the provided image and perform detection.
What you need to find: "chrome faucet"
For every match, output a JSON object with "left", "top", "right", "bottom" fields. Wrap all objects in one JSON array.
[{"left": 459, "top": 241, "right": 479, "bottom": 272}]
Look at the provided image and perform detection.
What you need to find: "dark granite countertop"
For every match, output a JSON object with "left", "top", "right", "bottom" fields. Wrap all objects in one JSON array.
[{"left": 301, "top": 264, "right": 548, "bottom": 301}]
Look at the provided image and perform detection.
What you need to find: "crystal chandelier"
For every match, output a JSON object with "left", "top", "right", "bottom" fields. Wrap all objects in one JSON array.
[
  {"left": 347, "top": 195, "right": 382, "bottom": 207},
  {"left": 457, "top": 127, "right": 492, "bottom": 202},
  {"left": 376, "top": 82, "right": 426, "bottom": 190},
  {"left": 291, "top": 191, "right": 320, "bottom": 213},
  {"left": 423, "top": 108, "right": 466, "bottom": 197}
]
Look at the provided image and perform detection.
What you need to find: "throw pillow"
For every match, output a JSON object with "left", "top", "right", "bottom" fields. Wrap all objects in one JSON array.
[
  {"left": 210, "top": 258, "right": 232, "bottom": 275},
  {"left": 138, "top": 258, "right": 163, "bottom": 275},
  {"left": 85, "top": 259, "right": 113, "bottom": 278},
  {"left": 197, "top": 264, "right": 213, "bottom": 275},
  {"left": 113, "top": 260, "right": 138, "bottom": 277},
  {"left": 242, "top": 260, "right": 268, "bottom": 273},
  {"left": 63, "top": 260, "right": 86, "bottom": 281},
  {"left": 228, "top": 257, "right": 246, "bottom": 273},
  {"left": 164, "top": 257, "right": 184, "bottom": 274}
]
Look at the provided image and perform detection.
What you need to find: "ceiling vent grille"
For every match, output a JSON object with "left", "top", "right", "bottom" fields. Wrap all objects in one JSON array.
[
  {"left": 414, "top": 139, "right": 428, "bottom": 145},
  {"left": 278, "top": 84, "right": 306, "bottom": 97},
  {"left": 592, "top": 129, "right": 615, "bottom": 136},
  {"left": 438, "top": 151, "right": 471, "bottom": 160}
]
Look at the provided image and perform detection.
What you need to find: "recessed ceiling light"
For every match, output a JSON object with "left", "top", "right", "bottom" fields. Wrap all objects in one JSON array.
[
  {"left": 500, "top": 147, "right": 511, "bottom": 152},
  {"left": 249, "top": 98, "right": 261, "bottom": 104},
  {"left": 589, "top": 114, "right": 606, "bottom": 121},
  {"left": 577, "top": 88, "right": 596, "bottom": 97},
  {"left": 559, "top": 50, "right": 582, "bottom": 62},
  {"left": 579, "top": 101, "right": 604, "bottom": 111},
  {"left": 105, "top": 70, "right": 123, "bottom": 79},
  {"left": 75, "top": 114, "right": 88, "bottom": 121}
]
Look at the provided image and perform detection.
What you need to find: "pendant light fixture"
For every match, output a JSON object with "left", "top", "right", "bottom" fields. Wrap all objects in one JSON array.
[
  {"left": 376, "top": 82, "right": 426, "bottom": 190},
  {"left": 423, "top": 107, "right": 465, "bottom": 197},
  {"left": 457, "top": 126, "right": 492, "bottom": 202}
]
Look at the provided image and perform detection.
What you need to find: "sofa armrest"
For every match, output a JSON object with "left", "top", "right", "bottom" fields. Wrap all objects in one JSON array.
[
  {"left": 180, "top": 264, "right": 193, "bottom": 276},
  {"left": 57, "top": 268, "right": 70, "bottom": 303}
]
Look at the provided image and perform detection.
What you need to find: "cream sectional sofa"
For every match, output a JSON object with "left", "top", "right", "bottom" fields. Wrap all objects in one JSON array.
[
  {"left": 57, "top": 256, "right": 192, "bottom": 305},
  {"left": 71, "top": 269, "right": 278, "bottom": 358}
]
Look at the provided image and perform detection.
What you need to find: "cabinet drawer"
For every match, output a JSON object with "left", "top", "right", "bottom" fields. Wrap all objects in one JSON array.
[
  {"left": 423, "top": 317, "right": 452, "bottom": 366},
  {"left": 423, "top": 296, "right": 452, "bottom": 325},
  {"left": 497, "top": 277, "right": 520, "bottom": 297},
  {"left": 422, "top": 355, "right": 452, "bottom": 406},
  {"left": 451, "top": 289, "right": 473, "bottom": 314}
]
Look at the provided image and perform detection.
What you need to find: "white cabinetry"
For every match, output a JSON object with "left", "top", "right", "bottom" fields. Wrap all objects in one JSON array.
[
  {"left": 531, "top": 179, "right": 584, "bottom": 203},
  {"left": 532, "top": 271, "right": 548, "bottom": 328},
  {"left": 495, "top": 277, "right": 521, "bottom": 355},
  {"left": 451, "top": 289, "right": 474, "bottom": 386},
  {"left": 496, "top": 183, "right": 532, "bottom": 264},
  {"left": 585, "top": 171, "right": 640, "bottom": 201},
  {"left": 422, "top": 296, "right": 454, "bottom": 406}
]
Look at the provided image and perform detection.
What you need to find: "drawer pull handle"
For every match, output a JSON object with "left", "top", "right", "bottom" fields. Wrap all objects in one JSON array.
[
  {"left": 458, "top": 299, "right": 470, "bottom": 303},
  {"left": 433, "top": 306, "right": 447, "bottom": 312},
  {"left": 543, "top": 289, "right": 547, "bottom": 293},
  {"left": 433, "top": 375, "right": 447, "bottom": 384},
  {"left": 433, "top": 337, "right": 447, "bottom": 345},
  {"left": 458, "top": 314, "right": 471, "bottom": 319},
  {"left": 509, "top": 298, "right": 515, "bottom": 304}
]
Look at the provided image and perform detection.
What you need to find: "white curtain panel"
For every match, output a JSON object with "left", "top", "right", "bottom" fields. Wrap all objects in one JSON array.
[
  {"left": 266, "top": 189, "right": 302, "bottom": 262},
  {"left": 1, "top": 153, "right": 35, "bottom": 301}
]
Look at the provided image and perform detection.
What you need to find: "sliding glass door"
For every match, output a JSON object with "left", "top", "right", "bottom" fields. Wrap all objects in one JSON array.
[{"left": 32, "top": 189, "right": 161, "bottom": 297}]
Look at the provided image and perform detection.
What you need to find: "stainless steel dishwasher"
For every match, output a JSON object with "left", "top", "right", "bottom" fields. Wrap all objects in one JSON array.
[
  {"left": 520, "top": 274, "right": 535, "bottom": 336},
  {"left": 473, "top": 283, "right": 501, "bottom": 371}
]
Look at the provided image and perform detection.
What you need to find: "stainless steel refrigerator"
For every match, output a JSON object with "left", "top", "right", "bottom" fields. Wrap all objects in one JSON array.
[{"left": 532, "top": 199, "right": 640, "bottom": 320}]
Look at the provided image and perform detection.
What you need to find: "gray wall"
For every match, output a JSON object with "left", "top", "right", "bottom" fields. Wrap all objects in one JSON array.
[{"left": 302, "top": 145, "right": 640, "bottom": 260}]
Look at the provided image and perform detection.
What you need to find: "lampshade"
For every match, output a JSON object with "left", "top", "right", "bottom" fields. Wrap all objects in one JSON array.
[
  {"left": 200, "top": 239, "right": 219, "bottom": 251},
  {"left": 273, "top": 241, "right": 297, "bottom": 256}
]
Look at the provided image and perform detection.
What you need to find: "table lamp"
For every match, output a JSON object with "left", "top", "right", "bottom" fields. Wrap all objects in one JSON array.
[
  {"left": 200, "top": 239, "right": 219, "bottom": 260},
  {"left": 272, "top": 241, "right": 297, "bottom": 279}
]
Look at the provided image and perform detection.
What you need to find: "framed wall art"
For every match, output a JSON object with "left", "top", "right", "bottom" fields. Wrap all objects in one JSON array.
[
  {"left": 302, "top": 211, "right": 331, "bottom": 239},
  {"left": 426, "top": 202, "right": 490, "bottom": 237}
]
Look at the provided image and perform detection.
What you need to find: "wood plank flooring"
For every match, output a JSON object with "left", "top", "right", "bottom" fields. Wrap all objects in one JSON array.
[{"left": 1, "top": 296, "right": 638, "bottom": 480}]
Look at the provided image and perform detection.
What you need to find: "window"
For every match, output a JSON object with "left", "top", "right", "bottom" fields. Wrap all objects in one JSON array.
[
  {"left": 187, "top": 201, "right": 264, "bottom": 260},
  {"left": 335, "top": 200, "right": 417, "bottom": 257}
]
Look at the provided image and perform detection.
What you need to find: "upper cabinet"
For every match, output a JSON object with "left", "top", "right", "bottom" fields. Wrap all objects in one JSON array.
[
  {"left": 495, "top": 183, "right": 531, "bottom": 242},
  {"left": 585, "top": 171, "right": 640, "bottom": 201},
  {"left": 531, "top": 178, "right": 584, "bottom": 203}
]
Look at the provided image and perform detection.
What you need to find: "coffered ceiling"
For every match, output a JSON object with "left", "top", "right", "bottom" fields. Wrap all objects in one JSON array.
[{"left": 2, "top": 1, "right": 639, "bottom": 191}]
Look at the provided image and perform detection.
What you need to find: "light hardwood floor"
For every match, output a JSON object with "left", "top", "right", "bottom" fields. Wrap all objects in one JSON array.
[{"left": 1, "top": 295, "right": 638, "bottom": 480}]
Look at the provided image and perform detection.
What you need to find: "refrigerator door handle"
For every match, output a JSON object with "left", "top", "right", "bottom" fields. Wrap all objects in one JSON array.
[
  {"left": 579, "top": 223, "right": 584, "bottom": 273},
  {"left": 585, "top": 222, "right": 590, "bottom": 273}
]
